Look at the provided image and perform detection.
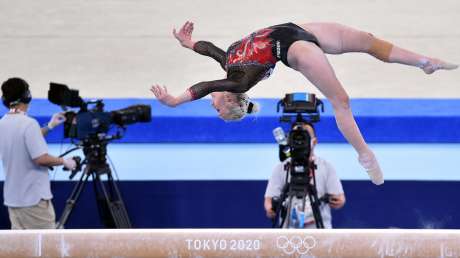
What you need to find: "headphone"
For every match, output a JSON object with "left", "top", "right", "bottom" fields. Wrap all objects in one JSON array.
[
  {"left": 247, "top": 102, "right": 254, "bottom": 113},
  {"left": 1, "top": 78, "right": 32, "bottom": 107}
]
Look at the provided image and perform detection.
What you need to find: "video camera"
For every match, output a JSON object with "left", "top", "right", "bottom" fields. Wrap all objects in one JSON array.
[
  {"left": 47, "top": 82, "right": 150, "bottom": 229},
  {"left": 48, "top": 82, "right": 151, "bottom": 140},
  {"left": 272, "top": 93, "right": 326, "bottom": 228},
  {"left": 275, "top": 93, "right": 324, "bottom": 177}
]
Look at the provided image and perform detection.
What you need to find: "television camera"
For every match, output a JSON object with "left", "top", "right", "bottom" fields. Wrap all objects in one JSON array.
[{"left": 48, "top": 82, "right": 151, "bottom": 229}]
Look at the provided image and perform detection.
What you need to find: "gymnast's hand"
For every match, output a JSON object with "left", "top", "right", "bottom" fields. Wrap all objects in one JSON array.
[
  {"left": 151, "top": 85, "right": 178, "bottom": 107},
  {"left": 173, "top": 21, "right": 196, "bottom": 49}
]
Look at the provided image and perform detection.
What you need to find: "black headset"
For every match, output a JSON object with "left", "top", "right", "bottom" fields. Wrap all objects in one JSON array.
[
  {"left": 247, "top": 102, "right": 254, "bottom": 113},
  {"left": 1, "top": 78, "right": 32, "bottom": 108}
]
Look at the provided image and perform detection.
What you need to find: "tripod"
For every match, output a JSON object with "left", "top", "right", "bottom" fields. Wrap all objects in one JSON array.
[
  {"left": 276, "top": 161, "right": 324, "bottom": 229},
  {"left": 56, "top": 138, "right": 132, "bottom": 229}
]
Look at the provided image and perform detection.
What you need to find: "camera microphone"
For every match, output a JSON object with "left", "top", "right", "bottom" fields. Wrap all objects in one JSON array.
[
  {"left": 273, "top": 127, "right": 291, "bottom": 161},
  {"left": 273, "top": 127, "right": 287, "bottom": 145}
]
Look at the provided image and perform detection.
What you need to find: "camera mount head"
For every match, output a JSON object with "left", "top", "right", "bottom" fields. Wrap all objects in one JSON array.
[{"left": 277, "top": 93, "right": 324, "bottom": 124}]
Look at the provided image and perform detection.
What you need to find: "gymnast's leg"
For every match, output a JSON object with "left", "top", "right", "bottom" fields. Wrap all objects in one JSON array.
[
  {"left": 299, "top": 22, "right": 458, "bottom": 74},
  {"left": 286, "top": 41, "right": 383, "bottom": 185}
]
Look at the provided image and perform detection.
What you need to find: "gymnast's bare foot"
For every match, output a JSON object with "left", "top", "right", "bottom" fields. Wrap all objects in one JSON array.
[
  {"left": 418, "top": 58, "right": 458, "bottom": 74},
  {"left": 358, "top": 151, "right": 384, "bottom": 185}
]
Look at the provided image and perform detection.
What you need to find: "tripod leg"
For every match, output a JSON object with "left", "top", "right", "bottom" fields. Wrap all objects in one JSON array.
[
  {"left": 93, "top": 173, "right": 116, "bottom": 228},
  {"left": 106, "top": 173, "right": 132, "bottom": 228},
  {"left": 285, "top": 195, "right": 294, "bottom": 228},
  {"left": 93, "top": 173, "right": 131, "bottom": 228},
  {"left": 56, "top": 170, "right": 91, "bottom": 229},
  {"left": 307, "top": 187, "right": 325, "bottom": 229}
]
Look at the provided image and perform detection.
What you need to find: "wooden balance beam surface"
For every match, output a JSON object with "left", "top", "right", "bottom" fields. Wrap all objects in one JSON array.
[{"left": 0, "top": 229, "right": 459, "bottom": 258}]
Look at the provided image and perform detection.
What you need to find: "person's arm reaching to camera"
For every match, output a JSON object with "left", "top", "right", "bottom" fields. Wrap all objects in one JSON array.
[{"left": 40, "top": 112, "right": 66, "bottom": 136}]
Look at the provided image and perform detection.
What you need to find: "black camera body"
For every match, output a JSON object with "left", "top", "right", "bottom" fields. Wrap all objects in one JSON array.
[
  {"left": 62, "top": 105, "right": 111, "bottom": 139},
  {"left": 287, "top": 125, "right": 313, "bottom": 192},
  {"left": 48, "top": 83, "right": 151, "bottom": 140}
]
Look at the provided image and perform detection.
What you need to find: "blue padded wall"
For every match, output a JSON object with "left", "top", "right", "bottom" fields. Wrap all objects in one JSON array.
[{"left": 1, "top": 98, "right": 459, "bottom": 143}]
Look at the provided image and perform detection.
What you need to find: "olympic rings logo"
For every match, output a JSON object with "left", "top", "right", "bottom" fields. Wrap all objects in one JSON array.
[{"left": 276, "top": 235, "right": 317, "bottom": 255}]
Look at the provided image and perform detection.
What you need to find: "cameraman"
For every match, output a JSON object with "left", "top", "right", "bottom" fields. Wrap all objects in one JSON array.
[
  {"left": 0, "top": 77, "right": 76, "bottom": 229},
  {"left": 264, "top": 123, "right": 345, "bottom": 228}
]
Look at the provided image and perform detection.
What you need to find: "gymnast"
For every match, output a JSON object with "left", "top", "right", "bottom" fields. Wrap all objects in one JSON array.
[{"left": 150, "top": 21, "right": 457, "bottom": 185}]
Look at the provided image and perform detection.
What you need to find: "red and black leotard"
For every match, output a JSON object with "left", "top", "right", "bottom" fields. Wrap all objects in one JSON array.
[{"left": 188, "top": 23, "right": 320, "bottom": 100}]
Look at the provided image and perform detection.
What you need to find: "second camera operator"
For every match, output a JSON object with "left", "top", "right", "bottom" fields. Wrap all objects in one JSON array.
[
  {"left": 0, "top": 77, "right": 77, "bottom": 229},
  {"left": 264, "top": 123, "right": 345, "bottom": 228}
]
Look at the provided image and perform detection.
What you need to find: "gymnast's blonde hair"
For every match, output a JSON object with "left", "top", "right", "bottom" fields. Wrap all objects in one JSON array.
[{"left": 221, "top": 92, "right": 260, "bottom": 121}]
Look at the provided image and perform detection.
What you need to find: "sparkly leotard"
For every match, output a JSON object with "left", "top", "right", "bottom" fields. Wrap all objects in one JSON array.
[{"left": 188, "top": 23, "right": 320, "bottom": 100}]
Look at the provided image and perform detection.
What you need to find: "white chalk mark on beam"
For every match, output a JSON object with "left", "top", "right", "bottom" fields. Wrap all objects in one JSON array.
[
  {"left": 60, "top": 234, "right": 70, "bottom": 257},
  {"left": 36, "top": 233, "right": 42, "bottom": 257}
]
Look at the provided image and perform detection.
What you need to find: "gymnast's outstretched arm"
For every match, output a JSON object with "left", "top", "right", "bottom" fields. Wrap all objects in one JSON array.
[
  {"left": 151, "top": 79, "right": 246, "bottom": 107},
  {"left": 173, "top": 21, "right": 227, "bottom": 70}
]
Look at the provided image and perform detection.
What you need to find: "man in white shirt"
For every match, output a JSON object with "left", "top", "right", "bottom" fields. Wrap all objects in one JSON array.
[
  {"left": 0, "top": 77, "right": 76, "bottom": 229},
  {"left": 264, "top": 123, "right": 345, "bottom": 228}
]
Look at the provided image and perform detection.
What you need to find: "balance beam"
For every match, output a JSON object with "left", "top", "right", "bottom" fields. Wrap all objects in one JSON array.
[{"left": 0, "top": 229, "right": 459, "bottom": 258}]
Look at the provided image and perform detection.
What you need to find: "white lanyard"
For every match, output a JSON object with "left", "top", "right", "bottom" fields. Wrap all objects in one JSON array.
[{"left": 8, "top": 108, "right": 26, "bottom": 115}]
